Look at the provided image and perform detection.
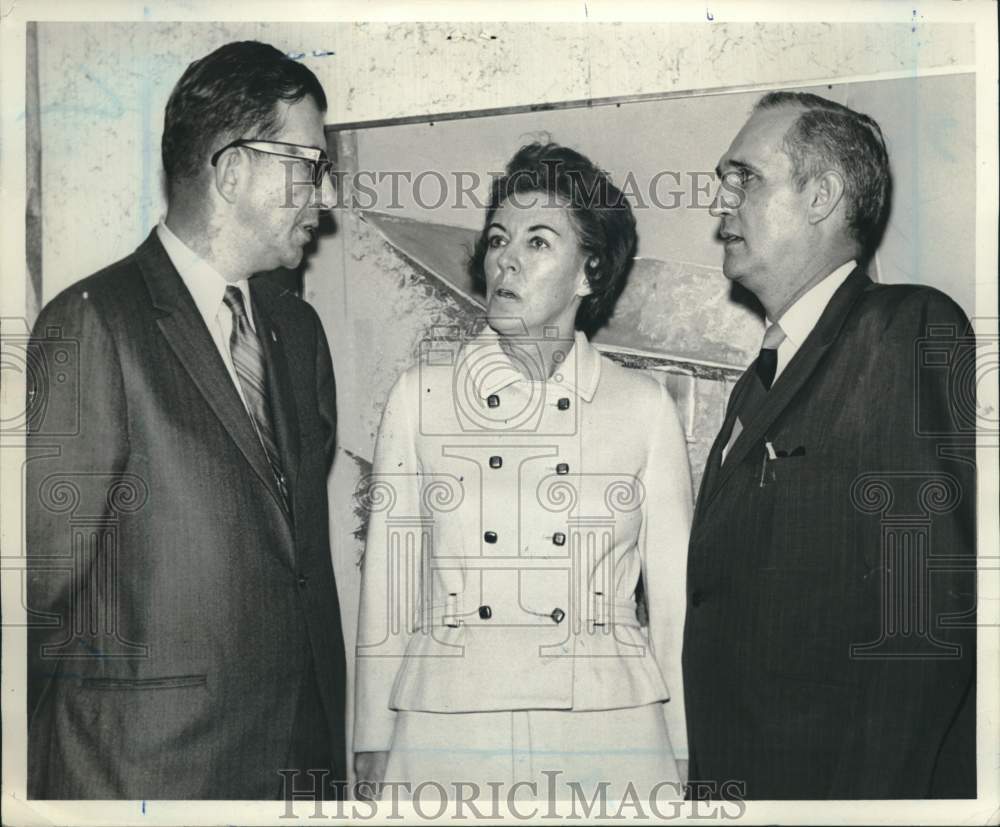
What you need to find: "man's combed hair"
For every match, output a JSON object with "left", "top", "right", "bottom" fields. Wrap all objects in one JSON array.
[
  {"left": 162, "top": 41, "right": 327, "bottom": 191},
  {"left": 470, "top": 141, "right": 638, "bottom": 331},
  {"left": 756, "top": 91, "right": 892, "bottom": 258}
]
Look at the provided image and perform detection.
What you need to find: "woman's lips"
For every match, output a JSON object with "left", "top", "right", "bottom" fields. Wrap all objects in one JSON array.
[{"left": 494, "top": 287, "right": 519, "bottom": 300}]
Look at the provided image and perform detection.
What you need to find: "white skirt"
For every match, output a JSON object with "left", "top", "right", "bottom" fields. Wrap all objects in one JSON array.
[{"left": 382, "top": 703, "right": 681, "bottom": 804}]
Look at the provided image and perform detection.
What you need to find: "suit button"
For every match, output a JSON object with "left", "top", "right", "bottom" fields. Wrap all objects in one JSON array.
[
  {"left": 484, "top": 531, "right": 498, "bottom": 544},
  {"left": 691, "top": 589, "right": 704, "bottom": 607},
  {"left": 478, "top": 605, "right": 492, "bottom": 620},
  {"left": 552, "top": 532, "right": 566, "bottom": 546},
  {"left": 556, "top": 463, "right": 569, "bottom": 475},
  {"left": 297, "top": 575, "right": 308, "bottom": 588},
  {"left": 487, "top": 394, "right": 500, "bottom": 408},
  {"left": 489, "top": 455, "right": 503, "bottom": 469},
  {"left": 550, "top": 608, "right": 566, "bottom": 624},
  {"left": 557, "top": 397, "right": 571, "bottom": 410}
]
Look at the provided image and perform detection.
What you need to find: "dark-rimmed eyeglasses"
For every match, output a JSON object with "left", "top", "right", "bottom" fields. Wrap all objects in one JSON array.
[{"left": 210, "top": 139, "right": 333, "bottom": 188}]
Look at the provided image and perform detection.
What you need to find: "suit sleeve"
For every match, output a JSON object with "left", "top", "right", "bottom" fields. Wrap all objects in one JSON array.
[
  {"left": 640, "top": 379, "right": 694, "bottom": 762},
  {"left": 353, "top": 369, "right": 421, "bottom": 753},
  {"left": 26, "top": 288, "right": 130, "bottom": 716},
  {"left": 838, "top": 290, "right": 976, "bottom": 797}
]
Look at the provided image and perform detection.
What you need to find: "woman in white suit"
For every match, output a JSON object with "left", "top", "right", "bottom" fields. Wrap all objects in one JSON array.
[{"left": 354, "top": 142, "right": 692, "bottom": 803}]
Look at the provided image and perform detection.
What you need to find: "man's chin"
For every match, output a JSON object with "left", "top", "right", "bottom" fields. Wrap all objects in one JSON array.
[
  {"left": 279, "top": 247, "right": 305, "bottom": 270},
  {"left": 720, "top": 255, "right": 745, "bottom": 282}
]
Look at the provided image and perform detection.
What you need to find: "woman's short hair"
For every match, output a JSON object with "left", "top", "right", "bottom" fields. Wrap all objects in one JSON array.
[{"left": 470, "top": 141, "right": 637, "bottom": 330}]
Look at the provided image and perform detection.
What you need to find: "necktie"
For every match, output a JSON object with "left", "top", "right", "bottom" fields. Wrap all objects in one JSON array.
[
  {"left": 755, "top": 322, "right": 786, "bottom": 391},
  {"left": 722, "top": 322, "right": 787, "bottom": 464},
  {"left": 223, "top": 285, "right": 290, "bottom": 513}
]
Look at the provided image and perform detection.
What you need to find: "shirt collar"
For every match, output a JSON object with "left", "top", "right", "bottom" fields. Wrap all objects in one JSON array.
[
  {"left": 772, "top": 259, "right": 856, "bottom": 348},
  {"left": 156, "top": 221, "right": 254, "bottom": 330},
  {"left": 468, "top": 328, "right": 602, "bottom": 402}
]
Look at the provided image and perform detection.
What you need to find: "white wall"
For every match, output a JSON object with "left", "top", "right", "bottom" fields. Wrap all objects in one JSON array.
[{"left": 37, "top": 21, "right": 974, "bottom": 303}]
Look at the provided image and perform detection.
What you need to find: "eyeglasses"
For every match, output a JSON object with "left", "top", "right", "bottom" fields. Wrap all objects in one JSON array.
[{"left": 210, "top": 139, "right": 333, "bottom": 188}]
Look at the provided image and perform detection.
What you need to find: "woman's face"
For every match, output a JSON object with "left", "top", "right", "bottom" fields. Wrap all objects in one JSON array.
[{"left": 483, "top": 193, "right": 592, "bottom": 339}]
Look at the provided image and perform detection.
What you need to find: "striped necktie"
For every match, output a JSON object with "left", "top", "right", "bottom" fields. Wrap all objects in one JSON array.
[{"left": 223, "top": 285, "right": 290, "bottom": 513}]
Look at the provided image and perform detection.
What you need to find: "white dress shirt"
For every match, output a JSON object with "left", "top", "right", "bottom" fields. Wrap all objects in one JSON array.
[
  {"left": 156, "top": 221, "right": 256, "bottom": 417},
  {"left": 769, "top": 259, "right": 856, "bottom": 382}
]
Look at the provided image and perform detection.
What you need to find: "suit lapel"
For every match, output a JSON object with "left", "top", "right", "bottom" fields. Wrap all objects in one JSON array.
[
  {"left": 251, "top": 285, "right": 301, "bottom": 509},
  {"left": 135, "top": 231, "right": 292, "bottom": 528},
  {"left": 695, "top": 370, "right": 754, "bottom": 506},
  {"left": 695, "top": 267, "right": 872, "bottom": 521}
]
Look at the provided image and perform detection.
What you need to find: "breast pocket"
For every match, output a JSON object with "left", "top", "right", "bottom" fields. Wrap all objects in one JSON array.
[{"left": 761, "top": 451, "right": 860, "bottom": 569}]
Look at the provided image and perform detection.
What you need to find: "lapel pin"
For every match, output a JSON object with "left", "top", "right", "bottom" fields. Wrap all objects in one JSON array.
[{"left": 271, "top": 330, "right": 278, "bottom": 342}]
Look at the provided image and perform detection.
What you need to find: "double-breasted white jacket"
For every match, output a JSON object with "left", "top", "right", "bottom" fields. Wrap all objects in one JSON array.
[{"left": 354, "top": 329, "right": 692, "bottom": 758}]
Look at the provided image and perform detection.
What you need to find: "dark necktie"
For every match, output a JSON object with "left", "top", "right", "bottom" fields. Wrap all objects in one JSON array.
[
  {"left": 223, "top": 285, "right": 290, "bottom": 513},
  {"left": 755, "top": 322, "right": 786, "bottom": 390},
  {"left": 733, "top": 322, "right": 787, "bottom": 435}
]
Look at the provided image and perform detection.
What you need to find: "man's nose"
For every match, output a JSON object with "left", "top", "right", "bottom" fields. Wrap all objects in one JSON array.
[
  {"left": 709, "top": 176, "right": 740, "bottom": 217},
  {"left": 708, "top": 185, "right": 731, "bottom": 217},
  {"left": 313, "top": 174, "right": 337, "bottom": 212}
]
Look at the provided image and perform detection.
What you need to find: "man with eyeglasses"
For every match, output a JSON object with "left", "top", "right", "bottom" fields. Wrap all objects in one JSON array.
[{"left": 27, "top": 41, "right": 346, "bottom": 800}]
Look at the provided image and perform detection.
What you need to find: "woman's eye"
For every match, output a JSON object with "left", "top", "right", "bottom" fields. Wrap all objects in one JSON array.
[
  {"left": 487, "top": 235, "right": 506, "bottom": 248},
  {"left": 529, "top": 236, "right": 549, "bottom": 249}
]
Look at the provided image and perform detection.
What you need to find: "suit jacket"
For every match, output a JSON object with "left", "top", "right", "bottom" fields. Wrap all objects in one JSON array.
[
  {"left": 682, "top": 268, "right": 976, "bottom": 799},
  {"left": 354, "top": 330, "right": 692, "bottom": 756},
  {"left": 26, "top": 231, "right": 347, "bottom": 799}
]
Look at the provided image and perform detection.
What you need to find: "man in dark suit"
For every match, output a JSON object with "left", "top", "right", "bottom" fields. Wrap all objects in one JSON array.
[
  {"left": 683, "top": 92, "right": 976, "bottom": 799},
  {"left": 26, "top": 41, "right": 346, "bottom": 799}
]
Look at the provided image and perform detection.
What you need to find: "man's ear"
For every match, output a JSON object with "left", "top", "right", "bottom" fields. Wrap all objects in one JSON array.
[
  {"left": 807, "top": 170, "right": 846, "bottom": 226},
  {"left": 213, "top": 148, "right": 243, "bottom": 204}
]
